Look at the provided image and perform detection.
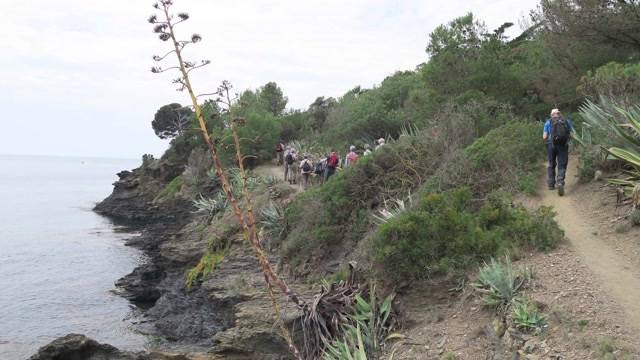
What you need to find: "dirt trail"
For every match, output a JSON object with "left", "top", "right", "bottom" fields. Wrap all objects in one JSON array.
[
  {"left": 541, "top": 162, "right": 640, "bottom": 330},
  {"left": 253, "top": 164, "right": 302, "bottom": 192}
]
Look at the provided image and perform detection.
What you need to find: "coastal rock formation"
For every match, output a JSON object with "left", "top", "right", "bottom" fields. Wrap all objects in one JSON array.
[
  {"left": 28, "top": 334, "right": 191, "bottom": 360},
  {"left": 93, "top": 160, "right": 297, "bottom": 359}
]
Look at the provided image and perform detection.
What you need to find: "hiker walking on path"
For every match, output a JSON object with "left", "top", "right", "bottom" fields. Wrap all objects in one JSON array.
[
  {"left": 543, "top": 108, "right": 574, "bottom": 196},
  {"left": 275, "top": 141, "right": 285, "bottom": 165},
  {"left": 324, "top": 151, "right": 339, "bottom": 182},
  {"left": 363, "top": 143, "right": 372, "bottom": 156},
  {"left": 286, "top": 150, "right": 299, "bottom": 184},
  {"left": 300, "top": 155, "right": 313, "bottom": 189},
  {"left": 314, "top": 156, "right": 326, "bottom": 185},
  {"left": 375, "top": 138, "right": 386, "bottom": 150},
  {"left": 283, "top": 146, "right": 292, "bottom": 181},
  {"left": 346, "top": 145, "right": 359, "bottom": 167}
]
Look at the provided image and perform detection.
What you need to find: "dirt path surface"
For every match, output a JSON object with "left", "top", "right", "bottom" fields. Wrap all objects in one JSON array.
[
  {"left": 254, "top": 163, "right": 285, "bottom": 179},
  {"left": 541, "top": 162, "right": 640, "bottom": 331},
  {"left": 254, "top": 164, "right": 306, "bottom": 193}
]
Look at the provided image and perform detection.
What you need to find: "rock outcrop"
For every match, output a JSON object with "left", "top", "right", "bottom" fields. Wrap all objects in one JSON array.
[
  {"left": 92, "top": 160, "right": 302, "bottom": 359},
  {"left": 28, "top": 334, "right": 191, "bottom": 360}
]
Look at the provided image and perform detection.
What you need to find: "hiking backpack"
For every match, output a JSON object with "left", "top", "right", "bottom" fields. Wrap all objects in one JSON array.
[
  {"left": 302, "top": 161, "right": 312, "bottom": 172},
  {"left": 327, "top": 155, "right": 338, "bottom": 168},
  {"left": 314, "top": 162, "right": 324, "bottom": 174},
  {"left": 286, "top": 153, "right": 294, "bottom": 165},
  {"left": 552, "top": 118, "right": 570, "bottom": 145}
]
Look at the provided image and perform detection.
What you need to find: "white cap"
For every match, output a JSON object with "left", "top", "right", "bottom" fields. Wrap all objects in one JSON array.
[
  {"left": 550, "top": 108, "right": 561, "bottom": 116},
  {"left": 378, "top": 138, "right": 385, "bottom": 143}
]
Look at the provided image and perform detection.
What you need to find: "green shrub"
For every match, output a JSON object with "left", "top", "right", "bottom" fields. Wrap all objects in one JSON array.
[
  {"left": 597, "top": 338, "right": 632, "bottom": 360},
  {"left": 424, "top": 121, "right": 543, "bottom": 196},
  {"left": 578, "top": 146, "right": 607, "bottom": 183},
  {"left": 578, "top": 61, "right": 640, "bottom": 106},
  {"left": 282, "top": 133, "right": 444, "bottom": 268},
  {"left": 185, "top": 250, "right": 225, "bottom": 290},
  {"left": 156, "top": 175, "right": 183, "bottom": 200},
  {"left": 631, "top": 209, "right": 640, "bottom": 226},
  {"left": 372, "top": 189, "right": 563, "bottom": 280},
  {"left": 441, "top": 352, "right": 460, "bottom": 360}
]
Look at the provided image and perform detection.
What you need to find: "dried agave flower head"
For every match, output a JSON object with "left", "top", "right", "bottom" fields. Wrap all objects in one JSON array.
[
  {"left": 177, "top": 12, "right": 189, "bottom": 20},
  {"left": 191, "top": 33, "right": 202, "bottom": 43},
  {"left": 153, "top": 23, "right": 168, "bottom": 33}
]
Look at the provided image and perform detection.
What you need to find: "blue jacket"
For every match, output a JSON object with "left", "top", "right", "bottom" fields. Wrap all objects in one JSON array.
[{"left": 543, "top": 118, "right": 574, "bottom": 144}]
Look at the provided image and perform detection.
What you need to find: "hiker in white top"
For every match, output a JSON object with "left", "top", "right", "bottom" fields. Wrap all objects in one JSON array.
[
  {"left": 363, "top": 143, "right": 372, "bottom": 156},
  {"left": 299, "top": 155, "right": 313, "bottom": 189}
]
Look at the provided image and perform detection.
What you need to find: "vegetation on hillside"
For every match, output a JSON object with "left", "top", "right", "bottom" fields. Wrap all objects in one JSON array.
[{"left": 134, "top": 0, "right": 640, "bottom": 357}]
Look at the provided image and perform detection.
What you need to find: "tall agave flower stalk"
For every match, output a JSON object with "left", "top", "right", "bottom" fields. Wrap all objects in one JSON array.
[{"left": 148, "top": 1, "right": 304, "bottom": 357}]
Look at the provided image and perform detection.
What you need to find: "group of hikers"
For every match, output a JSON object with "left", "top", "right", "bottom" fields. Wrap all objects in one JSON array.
[
  {"left": 274, "top": 138, "right": 386, "bottom": 189},
  {"left": 272, "top": 108, "right": 573, "bottom": 195}
]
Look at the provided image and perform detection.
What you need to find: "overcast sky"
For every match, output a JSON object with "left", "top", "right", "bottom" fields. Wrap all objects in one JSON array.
[{"left": 0, "top": 0, "right": 538, "bottom": 159}]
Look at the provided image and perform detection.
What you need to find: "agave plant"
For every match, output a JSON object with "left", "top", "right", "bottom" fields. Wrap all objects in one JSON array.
[
  {"left": 511, "top": 298, "right": 546, "bottom": 333},
  {"left": 224, "top": 167, "right": 261, "bottom": 198},
  {"left": 398, "top": 122, "right": 418, "bottom": 138},
  {"left": 262, "top": 175, "right": 280, "bottom": 187},
  {"left": 472, "top": 257, "right": 525, "bottom": 313},
  {"left": 260, "top": 202, "right": 287, "bottom": 240},
  {"left": 372, "top": 193, "right": 413, "bottom": 224},
  {"left": 323, "top": 324, "right": 369, "bottom": 360},
  {"left": 580, "top": 99, "right": 640, "bottom": 196},
  {"left": 322, "top": 283, "right": 399, "bottom": 360},
  {"left": 192, "top": 192, "right": 228, "bottom": 219}
]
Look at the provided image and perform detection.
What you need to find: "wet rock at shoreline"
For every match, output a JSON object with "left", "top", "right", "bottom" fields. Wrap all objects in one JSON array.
[{"left": 27, "top": 334, "right": 192, "bottom": 360}]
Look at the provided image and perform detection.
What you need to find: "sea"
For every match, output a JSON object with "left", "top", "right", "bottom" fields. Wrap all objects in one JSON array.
[{"left": 0, "top": 154, "right": 148, "bottom": 360}]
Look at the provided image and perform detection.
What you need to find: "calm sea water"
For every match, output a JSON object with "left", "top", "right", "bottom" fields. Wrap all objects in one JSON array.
[{"left": 0, "top": 155, "right": 147, "bottom": 359}]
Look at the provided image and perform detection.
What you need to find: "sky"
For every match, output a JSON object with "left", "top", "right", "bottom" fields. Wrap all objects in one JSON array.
[{"left": 0, "top": 0, "right": 539, "bottom": 159}]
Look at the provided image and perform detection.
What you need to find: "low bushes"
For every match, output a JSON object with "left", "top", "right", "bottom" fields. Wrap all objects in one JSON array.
[
  {"left": 282, "top": 120, "right": 553, "bottom": 277},
  {"left": 424, "top": 121, "right": 543, "bottom": 196},
  {"left": 282, "top": 133, "right": 445, "bottom": 268},
  {"left": 372, "top": 189, "right": 563, "bottom": 280}
]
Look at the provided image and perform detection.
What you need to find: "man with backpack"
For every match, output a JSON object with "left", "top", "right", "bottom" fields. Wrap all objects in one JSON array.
[
  {"left": 543, "top": 108, "right": 574, "bottom": 196},
  {"left": 314, "top": 156, "right": 326, "bottom": 185},
  {"left": 300, "top": 155, "right": 313, "bottom": 189},
  {"left": 285, "top": 149, "right": 298, "bottom": 184},
  {"left": 324, "top": 151, "right": 339, "bottom": 182}
]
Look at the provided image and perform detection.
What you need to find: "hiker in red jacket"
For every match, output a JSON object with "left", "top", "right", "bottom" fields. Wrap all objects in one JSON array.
[{"left": 323, "top": 151, "right": 339, "bottom": 182}]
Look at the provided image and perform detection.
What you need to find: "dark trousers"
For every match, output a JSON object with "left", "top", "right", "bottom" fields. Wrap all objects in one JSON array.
[
  {"left": 324, "top": 167, "right": 336, "bottom": 182},
  {"left": 547, "top": 143, "right": 568, "bottom": 187}
]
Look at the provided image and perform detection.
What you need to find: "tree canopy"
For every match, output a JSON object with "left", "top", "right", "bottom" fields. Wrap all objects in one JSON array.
[{"left": 152, "top": 103, "right": 194, "bottom": 139}]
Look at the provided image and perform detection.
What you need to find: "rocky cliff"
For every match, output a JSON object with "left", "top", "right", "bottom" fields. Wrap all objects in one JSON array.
[{"left": 89, "top": 160, "right": 302, "bottom": 359}]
